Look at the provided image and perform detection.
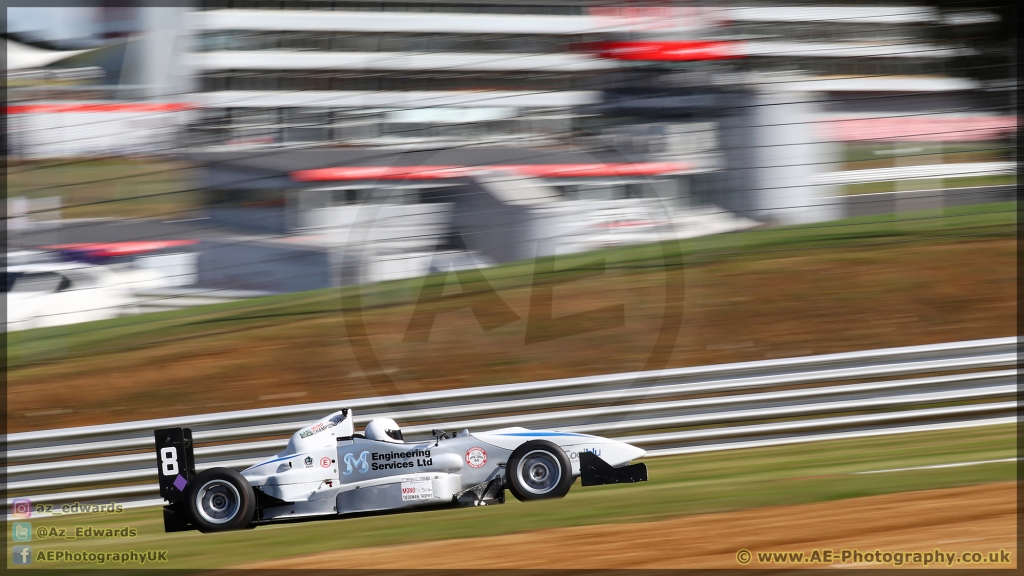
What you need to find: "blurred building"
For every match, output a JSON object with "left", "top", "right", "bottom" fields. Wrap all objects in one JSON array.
[
  {"left": 8, "top": 2, "right": 1011, "bottom": 292},
  {"left": 585, "top": 4, "right": 1007, "bottom": 223},
  {"left": 6, "top": 6, "right": 193, "bottom": 158},
  {"left": 182, "top": 1, "right": 720, "bottom": 290},
  {"left": 182, "top": 2, "right": 1007, "bottom": 224},
  {"left": 184, "top": 2, "right": 612, "bottom": 150}
]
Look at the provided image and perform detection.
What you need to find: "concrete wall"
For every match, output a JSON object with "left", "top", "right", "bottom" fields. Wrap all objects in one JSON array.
[
  {"left": 453, "top": 175, "right": 543, "bottom": 262},
  {"left": 749, "top": 90, "right": 842, "bottom": 224},
  {"left": 8, "top": 109, "right": 187, "bottom": 158},
  {"left": 716, "top": 89, "right": 841, "bottom": 225},
  {"left": 362, "top": 250, "right": 491, "bottom": 284},
  {"left": 299, "top": 203, "right": 454, "bottom": 253},
  {"left": 455, "top": 174, "right": 675, "bottom": 263},
  {"left": 714, "top": 91, "right": 760, "bottom": 217}
]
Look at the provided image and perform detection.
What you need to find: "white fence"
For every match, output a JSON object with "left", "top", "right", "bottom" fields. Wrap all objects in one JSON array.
[{"left": 4, "top": 337, "right": 1017, "bottom": 513}]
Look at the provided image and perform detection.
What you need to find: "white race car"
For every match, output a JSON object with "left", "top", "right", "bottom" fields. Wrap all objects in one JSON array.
[
  {"left": 5, "top": 262, "right": 132, "bottom": 331},
  {"left": 155, "top": 408, "right": 648, "bottom": 533}
]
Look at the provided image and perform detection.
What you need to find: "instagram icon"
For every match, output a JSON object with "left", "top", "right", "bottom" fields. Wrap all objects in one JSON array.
[{"left": 12, "top": 498, "right": 32, "bottom": 518}]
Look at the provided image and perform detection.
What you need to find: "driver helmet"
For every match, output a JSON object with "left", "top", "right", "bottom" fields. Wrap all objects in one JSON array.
[{"left": 365, "top": 418, "right": 404, "bottom": 443}]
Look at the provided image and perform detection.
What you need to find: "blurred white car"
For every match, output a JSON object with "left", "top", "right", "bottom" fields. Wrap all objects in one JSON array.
[{"left": 5, "top": 262, "right": 134, "bottom": 331}]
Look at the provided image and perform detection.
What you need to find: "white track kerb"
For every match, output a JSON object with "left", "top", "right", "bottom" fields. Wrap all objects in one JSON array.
[{"left": 4, "top": 337, "right": 1018, "bottom": 515}]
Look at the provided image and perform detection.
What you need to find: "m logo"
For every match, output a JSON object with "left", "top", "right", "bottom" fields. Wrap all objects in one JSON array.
[{"left": 343, "top": 451, "right": 370, "bottom": 475}]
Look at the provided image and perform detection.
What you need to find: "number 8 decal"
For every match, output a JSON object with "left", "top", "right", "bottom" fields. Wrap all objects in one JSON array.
[{"left": 161, "top": 446, "right": 179, "bottom": 476}]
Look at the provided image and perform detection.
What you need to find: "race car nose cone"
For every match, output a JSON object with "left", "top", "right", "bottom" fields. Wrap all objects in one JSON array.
[
  {"left": 620, "top": 443, "right": 646, "bottom": 462},
  {"left": 598, "top": 440, "right": 647, "bottom": 466}
]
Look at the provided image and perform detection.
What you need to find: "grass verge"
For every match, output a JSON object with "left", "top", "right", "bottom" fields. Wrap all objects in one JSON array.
[
  {"left": 7, "top": 423, "right": 1015, "bottom": 571},
  {"left": 6, "top": 158, "right": 200, "bottom": 220},
  {"left": 6, "top": 201, "right": 1016, "bottom": 431}
]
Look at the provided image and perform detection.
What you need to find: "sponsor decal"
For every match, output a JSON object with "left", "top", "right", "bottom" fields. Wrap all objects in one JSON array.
[
  {"left": 320, "top": 456, "right": 332, "bottom": 468},
  {"left": 300, "top": 420, "right": 337, "bottom": 439},
  {"left": 567, "top": 447, "right": 602, "bottom": 460},
  {"left": 400, "top": 477, "right": 434, "bottom": 501},
  {"left": 343, "top": 451, "right": 370, "bottom": 475},
  {"left": 466, "top": 447, "right": 488, "bottom": 468},
  {"left": 304, "top": 456, "right": 313, "bottom": 468},
  {"left": 370, "top": 449, "right": 432, "bottom": 471}
]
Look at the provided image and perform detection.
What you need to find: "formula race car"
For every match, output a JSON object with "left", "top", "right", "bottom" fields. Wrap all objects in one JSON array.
[{"left": 154, "top": 409, "right": 648, "bottom": 533}]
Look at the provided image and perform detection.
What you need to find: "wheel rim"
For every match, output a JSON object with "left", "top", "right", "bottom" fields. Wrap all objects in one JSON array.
[
  {"left": 516, "top": 450, "right": 561, "bottom": 495},
  {"left": 195, "top": 480, "right": 241, "bottom": 525}
]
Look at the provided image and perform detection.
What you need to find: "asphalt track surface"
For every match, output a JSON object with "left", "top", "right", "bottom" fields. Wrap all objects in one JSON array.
[{"left": 239, "top": 481, "right": 1016, "bottom": 569}]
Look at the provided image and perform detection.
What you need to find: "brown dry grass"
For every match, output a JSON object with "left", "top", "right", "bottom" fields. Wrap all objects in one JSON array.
[
  {"left": 238, "top": 481, "right": 1017, "bottom": 569},
  {"left": 6, "top": 237, "right": 1016, "bottom": 432}
]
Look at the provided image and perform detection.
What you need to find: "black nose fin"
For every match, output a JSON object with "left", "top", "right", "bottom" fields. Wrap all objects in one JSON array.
[{"left": 579, "top": 451, "right": 648, "bottom": 486}]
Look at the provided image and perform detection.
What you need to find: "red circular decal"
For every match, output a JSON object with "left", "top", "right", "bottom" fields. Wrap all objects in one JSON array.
[
  {"left": 320, "top": 457, "right": 332, "bottom": 468},
  {"left": 466, "top": 446, "right": 487, "bottom": 468}
]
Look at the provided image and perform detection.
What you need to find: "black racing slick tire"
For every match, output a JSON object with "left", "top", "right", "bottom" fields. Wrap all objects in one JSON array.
[
  {"left": 185, "top": 468, "right": 256, "bottom": 533},
  {"left": 506, "top": 440, "right": 574, "bottom": 501}
]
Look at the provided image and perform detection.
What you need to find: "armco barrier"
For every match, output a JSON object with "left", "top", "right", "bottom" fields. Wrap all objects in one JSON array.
[{"left": 4, "top": 336, "right": 1017, "bottom": 512}]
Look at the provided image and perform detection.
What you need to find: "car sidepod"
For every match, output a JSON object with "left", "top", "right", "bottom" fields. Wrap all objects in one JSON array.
[{"left": 281, "top": 434, "right": 512, "bottom": 518}]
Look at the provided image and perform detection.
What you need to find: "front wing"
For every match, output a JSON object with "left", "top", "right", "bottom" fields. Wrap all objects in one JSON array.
[{"left": 578, "top": 451, "right": 648, "bottom": 487}]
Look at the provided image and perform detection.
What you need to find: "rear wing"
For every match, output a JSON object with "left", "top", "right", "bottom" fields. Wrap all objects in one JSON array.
[{"left": 154, "top": 427, "right": 196, "bottom": 532}]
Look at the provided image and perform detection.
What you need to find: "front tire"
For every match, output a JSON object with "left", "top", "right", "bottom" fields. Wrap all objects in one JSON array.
[
  {"left": 185, "top": 468, "right": 256, "bottom": 533},
  {"left": 506, "top": 440, "right": 574, "bottom": 501}
]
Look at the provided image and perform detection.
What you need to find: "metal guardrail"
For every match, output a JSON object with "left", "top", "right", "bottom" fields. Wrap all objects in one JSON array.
[
  {"left": 811, "top": 161, "right": 1016, "bottom": 185},
  {"left": 4, "top": 337, "right": 1017, "bottom": 512}
]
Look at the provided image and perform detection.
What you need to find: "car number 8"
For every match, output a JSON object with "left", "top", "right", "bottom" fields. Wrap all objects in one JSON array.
[{"left": 160, "top": 447, "right": 179, "bottom": 476}]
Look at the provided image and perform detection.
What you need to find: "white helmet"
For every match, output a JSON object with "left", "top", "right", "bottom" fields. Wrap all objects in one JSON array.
[{"left": 365, "top": 418, "right": 404, "bottom": 443}]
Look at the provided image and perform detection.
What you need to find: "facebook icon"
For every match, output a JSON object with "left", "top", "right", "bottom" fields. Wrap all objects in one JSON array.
[{"left": 13, "top": 545, "right": 32, "bottom": 565}]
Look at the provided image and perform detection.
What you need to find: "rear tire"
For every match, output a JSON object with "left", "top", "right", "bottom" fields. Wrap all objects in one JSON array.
[
  {"left": 506, "top": 440, "right": 573, "bottom": 501},
  {"left": 185, "top": 468, "right": 256, "bottom": 533}
]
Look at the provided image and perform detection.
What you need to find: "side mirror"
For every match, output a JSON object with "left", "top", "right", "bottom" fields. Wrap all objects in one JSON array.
[{"left": 431, "top": 429, "right": 447, "bottom": 446}]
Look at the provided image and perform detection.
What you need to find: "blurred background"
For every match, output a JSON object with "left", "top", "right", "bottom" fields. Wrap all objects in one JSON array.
[
  {"left": 3, "top": 1, "right": 1017, "bottom": 569},
  {"left": 4, "top": 0, "right": 1017, "bottom": 423},
  {"left": 7, "top": 2, "right": 1015, "bottom": 251},
  {"left": 4, "top": 0, "right": 1016, "bottom": 423},
  {"left": 6, "top": 0, "right": 1015, "bottom": 291}
]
